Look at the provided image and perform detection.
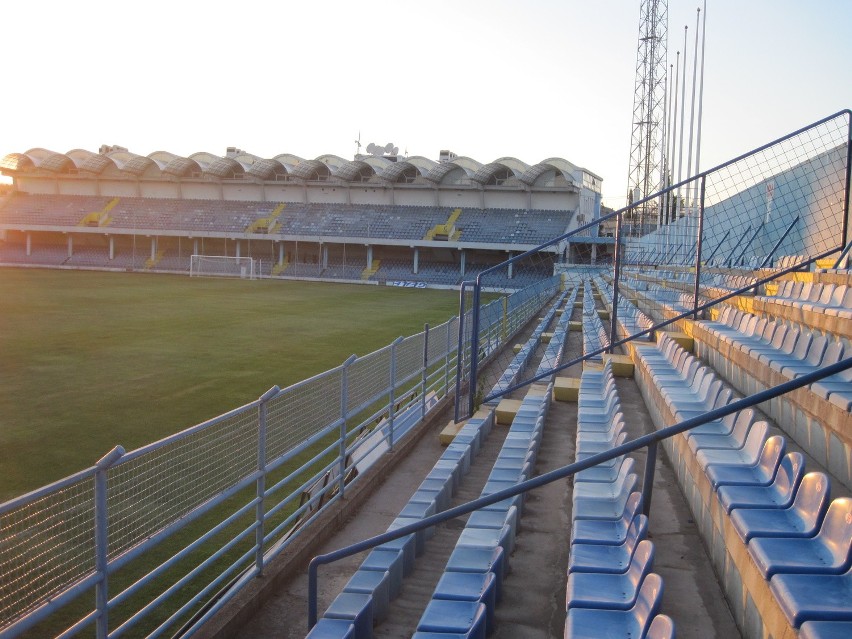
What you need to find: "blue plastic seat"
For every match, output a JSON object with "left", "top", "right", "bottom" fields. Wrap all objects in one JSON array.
[
  {"left": 446, "top": 545, "right": 506, "bottom": 599},
  {"left": 750, "top": 498, "right": 852, "bottom": 579},
  {"left": 343, "top": 570, "right": 390, "bottom": 623},
  {"left": 566, "top": 539, "right": 655, "bottom": 610},
  {"left": 695, "top": 421, "right": 770, "bottom": 471},
  {"left": 306, "top": 618, "right": 355, "bottom": 639},
  {"left": 573, "top": 471, "right": 638, "bottom": 521},
  {"left": 572, "top": 491, "right": 642, "bottom": 545},
  {"left": 361, "top": 548, "right": 404, "bottom": 598},
  {"left": 717, "top": 452, "right": 805, "bottom": 513},
  {"left": 799, "top": 621, "right": 852, "bottom": 639},
  {"left": 705, "top": 435, "right": 786, "bottom": 489},
  {"left": 646, "top": 613, "right": 675, "bottom": 639},
  {"left": 433, "top": 571, "right": 497, "bottom": 634},
  {"left": 417, "top": 600, "right": 487, "bottom": 639},
  {"left": 730, "top": 471, "right": 830, "bottom": 543},
  {"left": 687, "top": 409, "right": 756, "bottom": 452},
  {"left": 568, "top": 514, "right": 648, "bottom": 574},
  {"left": 323, "top": 592, "right": 374, "bottom": 639},
  {"left": 564, "top": 573, "right": 663, "bottom": 639},
  {"left": 769, "top": 566, "right": 852, "bottom": 627}
]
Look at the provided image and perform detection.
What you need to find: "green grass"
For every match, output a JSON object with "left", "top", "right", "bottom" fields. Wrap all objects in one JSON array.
[{"left": 0, "top": 268, "right": 460, "bottom": 502}]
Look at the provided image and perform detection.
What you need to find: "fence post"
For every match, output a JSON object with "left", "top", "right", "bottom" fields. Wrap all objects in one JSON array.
[
  {"left": 389, "top": 337, "right": 403, "bottom": 450},
  {"left": 422, "top": 324, "right": 429, "bottom": 419},
  {"left": 94, "top": 445, "right": 124, "bottom": 639},
  {"left": 693, "top": 176, "right": 707, "bottom": 319},
  {"left": 609, "top": 212, "right": 624, "bottom": 352},
  {"left": 445, "top": 318, "right": 454, "bottom": 399},
  {"left": 454, "top": 288, "right": 469, "bottom": 423},
  {"left": 255, "top": 385, "right": 280, "bottom": 576},
  {"left": 339, "top": 355, "right": 357, "bottom": 498},
  {"left": 467, "top": 281, "right": 482, "bottom": 418},
  {"left": 641, "top": 442, "right": 658, "bottom": 517}
]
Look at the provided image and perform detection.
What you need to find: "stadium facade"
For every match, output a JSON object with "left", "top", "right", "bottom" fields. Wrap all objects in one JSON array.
[{"left": 0, "top": 146, "right": 606, "bottom": 287}]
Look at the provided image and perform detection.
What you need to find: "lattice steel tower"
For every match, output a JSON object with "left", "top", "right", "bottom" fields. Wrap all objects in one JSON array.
[{"left": 626, "top": 0, "right": 668, "bottom": 236}]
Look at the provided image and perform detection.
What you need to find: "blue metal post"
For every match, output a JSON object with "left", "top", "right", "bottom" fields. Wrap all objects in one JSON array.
[
  {"left": 421, "top": 324, "right": 429, "bottom": 419},
  {"left": 389, "top": 338, "right": 403, "bottom": 450},
  {"left": 724, "top": 225, "right": 750, "bottom": 267},
  {"left": 732, "top": 222, "right": 764, "bottom": 267},
  {"left": 467, "top": 280, "right": 483, "bottom": 419},
  {"left": 702, "top": 229, "right": 730, "bottom": 266},
  {"left": 94, "top": 445, "right": 124, "bottom": 639},
  {"left": 339, "top": 355, "right": 356, "bottom": 497},
  {"left": 693, "top": 176, "right": 707, "bottom": 318},
  {"left": 608, "top": 212, "right": 624, "bottom": 352},
  {"left": 641, "top": 442, "right": 657, "bottom": 517},
  {"left": 453, "top": 286, "right": 469, "bottom": 423},
  {"left": 255, "top": 386, "right": 279, "bottom": 576},
  {"left": 759, "top": 216, "right": 800, "bottom": 269}
]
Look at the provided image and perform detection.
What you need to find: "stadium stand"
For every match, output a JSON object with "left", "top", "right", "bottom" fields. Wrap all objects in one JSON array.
[{"left": 1, "top": 112, "right": 850, "bottom": 639}]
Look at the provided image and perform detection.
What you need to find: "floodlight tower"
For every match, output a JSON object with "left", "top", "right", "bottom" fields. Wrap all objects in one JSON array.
[{"left": 626, "top": 0, "right": 668, "bottom": 236}]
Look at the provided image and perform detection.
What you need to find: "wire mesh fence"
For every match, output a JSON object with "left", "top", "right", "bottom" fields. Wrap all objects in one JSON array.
[
  {"left": 1, "top": 288, "right": 551, "bottom": 639},
  {"left": 454, "top": 110, "right": 851, "bottom": 421}
]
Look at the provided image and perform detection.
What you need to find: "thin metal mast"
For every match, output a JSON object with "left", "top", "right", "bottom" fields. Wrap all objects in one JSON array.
[{"left": 626, "top": 0, "right": 668, "bottom": 237}]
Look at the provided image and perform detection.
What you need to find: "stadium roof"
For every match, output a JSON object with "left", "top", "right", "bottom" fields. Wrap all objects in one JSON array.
[{"left": 0, "top": 147, "right": 602, "bottom": 186}]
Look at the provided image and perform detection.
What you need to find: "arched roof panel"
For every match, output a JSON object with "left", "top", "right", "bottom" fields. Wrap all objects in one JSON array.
[
  {"left": 426, "top": 158, "right": 479, "bottom": 184},
  {"left": 334, "top": 160, "right": 376, "bottom": 182},
  {"left": 67, "top": 149, "right": 115, "bottom": 174},
  {"left": 204, "top": 156, "right": 243, "bottom": 179},
  {"left": 314, "top": 154, "right": 348, "bottom": 171},
  {"left": 24, "top": 149, "right": 74, "bottom": 173},
  {"left": 380, "top": 160, "right": 419, "bottom": 183},
  {"left": 233, "top": 155, "right": 288, "bottom": 180},
  {"left": 403, "top": 156, "right": 437, "bottom": 176},
  {"left": 471, "top": 161, "right": 524, "bottom": 185},
  {"left": 272, "top": 154, "right": 304, "bottom": 172},
  {"left": 291, "top": 159, "right": 331, "bottom": 181},
  {"left": 0, "top": 153, "right": 34, "bottom": 172}
]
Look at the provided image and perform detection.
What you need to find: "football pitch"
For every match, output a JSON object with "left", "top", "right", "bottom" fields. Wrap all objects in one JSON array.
[{"left": 0, "top": 268, "right": 461, "bottom": 502}]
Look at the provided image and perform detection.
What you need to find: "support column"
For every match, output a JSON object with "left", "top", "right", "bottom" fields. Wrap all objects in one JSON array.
[
  {"left": 367, "top": 245, "right": 373, "bottom": 269},
  {"left": 278, "top": 242, "right": 284, "bottom": 266},
  {"left": 413, "top": 247, "right": 419, "bottom": 274},
  {"left": 591, "top": 243, "right": 598, "bottom": 265},
  {"left": 322, "top": 244, "right": 328, "bottom": 269},
  {"left": 67, "top": 235, "right": 73, "bottom": 258},
  {"left": 460, "top": 249, "right": 466, "bottom": 277},
  {"left": 150, "top": 237, "right": 156, "bottom": 260},
  {"left": 508, "top": 252, "right": 513, "bottom": 279},
  {"left": 26, "top": 232, "right": 31, "bottom": 256},
  {"left": 109, "top": 236, "right": 114, "bottom": 260},
  {"left": 236, "top": 241, "right": 241, "bottom": 258},
  {"left": 193, "top": 239, "right": 199, "bottom": 256}
]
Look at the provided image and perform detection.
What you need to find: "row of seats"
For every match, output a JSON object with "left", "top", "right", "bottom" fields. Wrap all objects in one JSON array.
[
  {"left": 633, "top": 333, "right": 852, "bottom": 637},
  {"left": 691, "top": 306, "right": 852, "bottom": 489},
  {"left": 308, "top": 410, "right": 494, "bottom": 638},
  {"left": 308, "top": 288, "right": 572, "bottom": 638},
  {"left": 414, "top": 389, "right": 552, "bottom": 638},
  {"left": 565, "top": 361, "right": 674, "bottom": 638},
  {"left": 594, "top": 277, "right": 654, "bottom": 342},
  {"left": 408, "top": 291, "right": 577, "bottom": 637},
  {"left": 581, "top": 280, "right": 609, "bottom": 361},
  {"left": 759, "top": 281, "right": 852, "bottom": 318},
  {"left": 488, "top": 290, "right": 574, "bottom": 400}
]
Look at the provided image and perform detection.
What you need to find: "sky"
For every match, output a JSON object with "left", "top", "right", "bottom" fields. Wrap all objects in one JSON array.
[{"left": 1, "top": 0, "right": 850, "bottom": 208}]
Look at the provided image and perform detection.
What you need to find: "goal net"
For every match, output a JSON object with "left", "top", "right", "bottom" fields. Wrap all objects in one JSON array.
[{"left": 189, "top": 255, "right": 257, "bottom": 279}]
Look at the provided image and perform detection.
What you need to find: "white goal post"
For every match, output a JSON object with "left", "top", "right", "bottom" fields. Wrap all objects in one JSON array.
[{"left": 189, "top": 255, "right": 258, "bottom": 280}]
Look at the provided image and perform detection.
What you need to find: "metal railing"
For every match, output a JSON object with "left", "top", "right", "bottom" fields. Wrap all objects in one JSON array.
[
  {"left": 455, "top": 109, "right": 851, "bottom": 421},
  {"left": 307, "top": 356, "right": 852, "bottom": 628},
  {"left": 0, "top": 274, "right": 560, "bottom": 639}
]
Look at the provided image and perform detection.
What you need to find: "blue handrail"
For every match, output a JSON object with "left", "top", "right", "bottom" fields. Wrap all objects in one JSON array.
[{"left": 307, "top": 355, "right": 852, "bottom": 628}]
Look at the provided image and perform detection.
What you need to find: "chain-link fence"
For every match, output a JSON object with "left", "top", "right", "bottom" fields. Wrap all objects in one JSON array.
[
  {"left": 455, "top": 110, "right": 851, "bottom": 421},
  {"left": 0, "top": 279, "right": 563, "bottom": 639}
]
